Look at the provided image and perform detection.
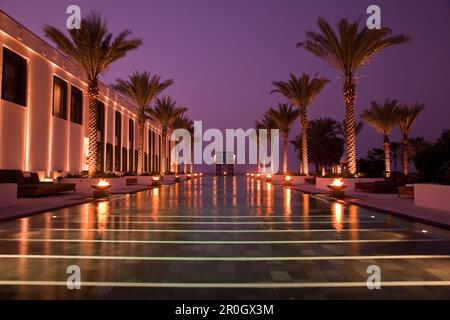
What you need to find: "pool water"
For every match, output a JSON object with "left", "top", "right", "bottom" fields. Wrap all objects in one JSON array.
[{"left": 0, "top": 177, "right": 449, "bottom": 299}]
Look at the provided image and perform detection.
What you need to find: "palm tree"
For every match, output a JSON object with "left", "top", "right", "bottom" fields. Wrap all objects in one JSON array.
[
  {"left": 409, "top": 136, "right": 430, "bottom": 159},
  {"left": 398, "top": 103, "right": 424, "bottom": 175},
  {"left": 291, "top": 118, "right": 344, "bottom": 173},
  {"left": 255, "top": 113, "right": 277, "bottom": 174},
  {"left": 390, "top": 142, "right": 401, "bottom": 172},
  {"left": 114, "top": 71, "right": 173, "bottom": 175},
  {"left": 267, "top": 104, "right": 300, "bottom": 174},
  {"left": 149, "top": 97, "right": 187, "bottom": 174},
  {"left": 298, "top": 18, "right": 410, "bottom": 175},
  {"left": 361, "top": 99, "right": 402, "bottom": 177},
  {"left": 43, "top": 13, "right": 142, "bottom": 176},
  {"left": 172, "top": 114, "right": 193, "bottom": 173},
  {"left": 271, "top": 73, "right": 329, "bottom": 175},
  {"left": 336, "top": 119, "right": 364, "bottom": 141}
]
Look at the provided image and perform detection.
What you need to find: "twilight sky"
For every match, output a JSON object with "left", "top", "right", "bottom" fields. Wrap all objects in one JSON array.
[{"left": 2, "top": 0, "right": 450, "bottom": 171}]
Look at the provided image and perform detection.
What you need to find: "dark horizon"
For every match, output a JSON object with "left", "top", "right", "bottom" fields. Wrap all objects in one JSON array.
[{"left": 2, "top": 0, "right": 450, "bottom": 171}]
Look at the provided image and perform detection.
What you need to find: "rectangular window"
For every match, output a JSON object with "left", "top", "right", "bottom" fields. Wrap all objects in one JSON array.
[
  {"left": 52, "top": 76, "right": 67, "bottom": 119},
  {"left": 70, "top": 85, "right": 83, "bottom": 124},
  {"left": 122, "top": 147, "right": 128, "bottom": 172},
  {"left": 96, "top": 101, "right": 105, "bottom": 172},
  {"left": 115, "top": 111, "right": 122, "bottom": 171},
  {"left": 128, "top": 119, "right": 134, "bottom": 172},
  {"left": 1, "top": 47, "right": 27, "bottom": 106},
  {"left": 106, "top": 143, "right": 113, "bottom": 172}
]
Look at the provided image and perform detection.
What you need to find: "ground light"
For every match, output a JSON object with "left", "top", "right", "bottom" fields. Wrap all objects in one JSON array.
[
  {"left": 193, "top": 173, "right": 198, "bottom": 178},
  {"left": 327, "top": 178, "right": 347, "bottom": 199},
  {"left": 256, "top": 173, "right": 261, "bottom": 180},
  {"left": 91, "top": 179, "right": 111, "bottom": 199},
  {"left": 283, "top": 175, "right": 293, "bottom": 186},
  {"left": 265, "top": 174, "right": 272, "bottom": 183},
  {"left": 174, "top": 175, "right": 181, "bottom": 183},
  {"left": 151, "top": 176, "right": 161, "bottom": 187},
  {"left": 186, "top": 174, "right": 192, "bottom": 180}
]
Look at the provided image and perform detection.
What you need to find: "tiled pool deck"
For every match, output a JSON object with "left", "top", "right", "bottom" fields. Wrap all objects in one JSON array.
[{"left": 0, "top": 177, "right": 450, "bottom": 299}]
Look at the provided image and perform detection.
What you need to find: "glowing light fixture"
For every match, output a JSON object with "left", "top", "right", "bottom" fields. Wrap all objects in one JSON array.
[
  {"left": 327, "top": 178, "right": 347, "bottom": 199},
  {"left": 283, "top": 175, "right": 293, "bottom": 186},
  {"left": 91, "top": 179, "right": 111, "bottom": 198},
  {"left": 151, "top": 176, "right": 161, "bottom": 187}
]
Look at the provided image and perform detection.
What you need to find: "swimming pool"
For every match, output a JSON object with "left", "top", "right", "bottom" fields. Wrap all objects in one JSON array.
[{"left": 0, "top": 177, "right": 449, "bottom": 299}]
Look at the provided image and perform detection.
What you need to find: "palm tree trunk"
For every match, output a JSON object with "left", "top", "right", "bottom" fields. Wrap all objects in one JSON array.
[
  {"left": 343, "top": 79, "right": 357, "bottom": 176},
  {"left": 300, "top": 108, "right": 309, "bottom": 176},
  {"left": 402, "top": 134, "right": 409, "bottom": 176},
  {"left": 136, "top": 113, "right": 145, "bottom": 175},
  {"left": 383, "top": 135, "right": 391, "bottom": 177},
  {"left": 160, "top": 127, "right": 167, "bottom": 174},
  {"left": 87, "top": 82, "right": 99, "bottom": 177},
  {"left": 283, "top": 132, "right": 288, "bottom": 174}
]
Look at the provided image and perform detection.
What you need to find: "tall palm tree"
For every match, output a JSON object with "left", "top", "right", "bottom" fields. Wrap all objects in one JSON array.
[
  {"left": 114, "top": 71, "right": 173, "bottom": 175},
  {"left": 361, "top": 99, "right": 402, "bottom": 177},
  {"left": 267, "top": 104, "right": 300, "bottom": 174},
  {"left": 149, "top": 97, "right": 187, "bottom": 174},
  {"left": 43, "top": 13, "right": 142, "bottom": 176},
  {"left": 291, "top": 118, "right": 344, "bottom": 173},
  {"left": 172, "top": 114, "right": 193, "bottom": 173},
  {"left": 390, "top": 142, "right": 401, "bottom": 172},
  {"left": 271, "top": 73, "right": 329, "bottom": 175},
  {"left": 398, "top": 103, "right": 424, "bottom": 175},
  {"left": 255, "top": 113, "right": 277, "bottom": 174},
  {"left": 298, "top": 18, "right": 410, "bottom": 175},
  {"left": 337, "top": 119, "right": 364, "bottom": 141}
]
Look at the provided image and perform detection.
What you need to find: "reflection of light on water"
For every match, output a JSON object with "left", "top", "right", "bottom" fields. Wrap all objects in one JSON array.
[
  {"left": 284, "top": 187, "right": 291, "bottom": 217},
  {"left": 332, "top": 202, "right": 344, "bottom": 233},
  {"left": 152, "top": 188, "right": 159, "bottom": 221},
  {"left": 232, "top": 177, "right": 237, "bottom": 206},
  {"left": 97, "top": 201, "right": 109, "bottom": 230},
  {"left": 302, "top": 194, "right": 310, "bottom": 229}
]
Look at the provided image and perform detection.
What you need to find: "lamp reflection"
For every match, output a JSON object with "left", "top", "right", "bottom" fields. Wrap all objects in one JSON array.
[
  {"left": 97, "top": 201, "right": 110, "bottom": 231},
  {"left": 284, "top": 187, "right": 291, "bottom": 218},
  {"left": 332, "top": 202, "right": 344, "bottom": 233}
]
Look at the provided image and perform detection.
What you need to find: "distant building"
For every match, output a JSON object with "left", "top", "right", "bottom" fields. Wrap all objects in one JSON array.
[{"left": 214, "top": 152, "right": 235, "bottom": 176}]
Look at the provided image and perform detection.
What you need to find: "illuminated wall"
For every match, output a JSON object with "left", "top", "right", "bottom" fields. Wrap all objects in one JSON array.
[{"left": 0, "top": 10, "right": 162, "bottom": 174}]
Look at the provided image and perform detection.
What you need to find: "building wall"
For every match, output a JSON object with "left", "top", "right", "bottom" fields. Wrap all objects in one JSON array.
[{"left": 0, "top": 11, "right": 163, "bottom": 175}]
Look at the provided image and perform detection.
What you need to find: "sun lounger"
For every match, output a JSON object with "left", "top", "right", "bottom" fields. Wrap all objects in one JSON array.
[{"left": 17, "top": 172, "right": 76, "bottom": 197}]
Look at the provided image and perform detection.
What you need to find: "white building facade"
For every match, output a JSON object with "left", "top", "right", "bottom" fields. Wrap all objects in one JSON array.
[{"left": 0, "top": 11, "right": 172, "bottom": 177}]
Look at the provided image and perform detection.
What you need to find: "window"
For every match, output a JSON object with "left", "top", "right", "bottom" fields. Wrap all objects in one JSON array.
[
  {"left": 106, "top": 143, "right": 113, "bottom": 172},
  {"left": 70, "top": 85, "right": 83, "bottom": 124},
  {"left": 129, "top": 119, "right": 134, "bottom": 172},
  {"left": 1, "top": 47, "right": 27, "bottom": 106},
  {"left": 96, "top": 101, "right": 105, "bottom": 172},
  {"left": 52, "top": 76, "right": 67, "bottom": 119},
  {"left": 115, "top": 111, "right": 122, "bottom": 171}
]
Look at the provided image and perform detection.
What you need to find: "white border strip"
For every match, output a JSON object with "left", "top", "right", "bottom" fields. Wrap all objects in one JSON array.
[
  {"left": 12, "top": 227, "right": 408, "bottom": 233},
  {"left": 1, "top": 280, "right": 450, "bottom": 288},
  {"left": 0, "top": 238, "right": 442, "bottom": 245},
  {"left": 1, "top": 254, "right": 449, "bottom": 261},
  {"left": 48, "top": 220, "right": 384, "bottom": 225}
]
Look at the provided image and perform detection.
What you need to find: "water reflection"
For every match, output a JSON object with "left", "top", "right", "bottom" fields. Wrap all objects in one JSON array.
[{"left": 332, "top": 202, "right": 344, "bottom": 233}]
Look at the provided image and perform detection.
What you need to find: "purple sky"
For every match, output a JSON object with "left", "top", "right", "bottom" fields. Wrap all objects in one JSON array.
[{"left": 2, "top": 0, "right": 450, "bottom": 171}]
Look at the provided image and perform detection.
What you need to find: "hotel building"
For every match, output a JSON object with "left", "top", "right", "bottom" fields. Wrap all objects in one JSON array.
[{"left": 0, "top": 10, "right": 171, "bottom": 177}]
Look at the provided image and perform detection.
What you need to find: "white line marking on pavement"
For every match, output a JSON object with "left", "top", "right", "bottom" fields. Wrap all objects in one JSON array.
[
  {"left": 0, "top": 280, "right": 450, "bottom": 288},
  {"left": 0, "top": 254, "right": 449, "bottom": 261},
  {"left": 0, "top": 238, "right": 443, "bottom": 245}
]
